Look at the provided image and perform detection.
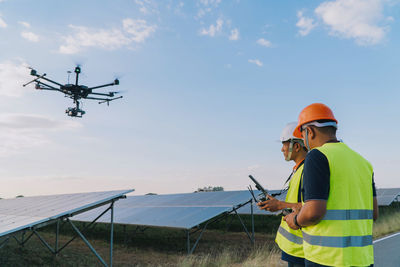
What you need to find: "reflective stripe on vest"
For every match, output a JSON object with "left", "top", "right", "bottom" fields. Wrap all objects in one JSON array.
[
  {"left": 278, "top": 226, "right": 303, "bottom": 245},
  {"left": 322, "top": 209, "right": 373, "bottom": 220},
  {"left": 302, "top": 232, "right": 372, "bottom": 248},
  {"left": 301, "top": 142, "right": 374, "bottom": 267}
]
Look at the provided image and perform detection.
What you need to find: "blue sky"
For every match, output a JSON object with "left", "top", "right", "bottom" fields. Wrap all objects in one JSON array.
[{"left": 0, "top": 0, "right": 398, "bottom": 198}]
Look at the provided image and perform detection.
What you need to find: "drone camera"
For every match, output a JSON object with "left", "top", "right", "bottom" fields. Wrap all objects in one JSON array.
[
  {"left": 114, "top": 79, "right": 119, "bottom": 85},
  {"left": 75, "top": 66, "right": 81, "bottom": 74},
  {"left": 66, "top": 107, "right": 85, "bottom": 117}
]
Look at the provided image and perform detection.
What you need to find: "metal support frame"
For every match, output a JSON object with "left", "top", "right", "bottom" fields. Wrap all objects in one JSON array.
[
  {"left": 69, "top": 219, "right": 109, "bottom": 266},
  {"left": 251, "top": 199, "right": 255, "bottom": 243},
  {"left": 185, "top": 199, "right": 255, "bottom": 254},
  {"left": 11, "top": 231, "right": 34, "bottom": 247},
  {"left": 6, "top": 199, "right": 117, "bottom": 267},
  {"left": 186, "top": 220, "right": 211, "bottom": 254},
  {"left": 0, "top": 237, "right": 10, "bottom": 249},
  {"left": 224, "top": 211, "right": 235, "bottom": 232}
]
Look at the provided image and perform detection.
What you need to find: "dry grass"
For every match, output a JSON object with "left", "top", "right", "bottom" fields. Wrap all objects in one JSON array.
[
  {"left": 0, "top": 229, "right": 285, "bottom": 267},
  {"left": 373, "top": 206, "right": 400, "bottom": 238},
  {"left": 178, "top": 245, "right": 285, "bottom": 267}
]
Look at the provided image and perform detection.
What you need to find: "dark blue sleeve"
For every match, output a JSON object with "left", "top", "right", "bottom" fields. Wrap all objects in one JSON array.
[
  {"left": 302, "top": 149, "right": 330, "bottom": 201},
  {"left": 372, "top": 173, "right": 376, "bottom": 197}
]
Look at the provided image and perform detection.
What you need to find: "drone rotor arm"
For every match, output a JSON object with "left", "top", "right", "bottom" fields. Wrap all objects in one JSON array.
[
  {"left": 85, "top": 95, "right": 123, "bottom": 104},
  {"left": 85, "top": 96, "right": 113, "bottom": 101},
  {"left": 38, "top": 76, "right": 64, "bottom": 87},
  {"left": 34, "top": 81, "right": 63, "bottom": 92},
  {"left": 25, "top": 70, "right": 63, "bottom": 87},
  {"left": 89, "top": 92, "right": 114, "bottom": 97},
  {"left": 87, "top": 82, "right": 116, "bottom": 91},
  {"left": 23, "top": 73, "right": 47, "bottom": 87}
]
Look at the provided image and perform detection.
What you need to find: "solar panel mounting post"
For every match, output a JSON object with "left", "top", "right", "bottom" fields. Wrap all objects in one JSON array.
[
  {"left": 251, "top": 199, "right": 255, "bottom": 244},
  {"left": 233, "top": 209, "right": 255, "bottom": 244},
  {"left": 187, "top": 219, "right": 211, "bottom": 254},
  {"left": 68, "top": 218, "right": 109, "bottom": 266},
  {"left": 55, "top": 220, "right": 59, "bottom": 258},
  {"left": 110, "top": 200, "right": 114, "bottom": 267}
]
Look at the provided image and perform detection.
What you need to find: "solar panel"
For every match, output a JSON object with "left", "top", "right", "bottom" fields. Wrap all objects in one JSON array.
[
  {"left": 0, "top": 189, "right": 133, "bottom": 238},
  {"left": 74, "top": 190, "right": 254, "bottom": 229},
  {"left": 376, "top": 188, "right": 400, "bottom": 197},
  {"left": 376, "top": 188, "right": 400, "bottom": 206}
]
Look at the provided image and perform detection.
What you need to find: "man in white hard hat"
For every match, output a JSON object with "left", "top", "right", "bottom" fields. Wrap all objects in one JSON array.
[{"left": 258, "top": 122, "right": 307, "bottom": 267}]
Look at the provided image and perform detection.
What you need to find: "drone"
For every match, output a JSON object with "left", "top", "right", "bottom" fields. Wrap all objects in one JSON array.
[{"left": 23, "top": 66, "right": 123, "bottom": 117}]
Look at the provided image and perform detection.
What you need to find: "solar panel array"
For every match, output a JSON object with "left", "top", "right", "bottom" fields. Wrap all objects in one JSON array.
[
  {"left": 3, "top": 186, "right": 393, "bottom": 239},
  {"left": 376, "top": 188, "right": 400, "bottom": 206},
  {"left": 0, "top": 189, "right": 133, "bottom": 238},
  {"left": 74, "top": 190, "right": 255, "bottom": 229}
]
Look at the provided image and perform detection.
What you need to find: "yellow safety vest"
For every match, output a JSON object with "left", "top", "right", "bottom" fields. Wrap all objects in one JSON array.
[
  {"left": 302, "top": 142, "right": 373, "bottom": 267},
  {"left": 275, "top": 163, "right": 304, "bottom": 258}
]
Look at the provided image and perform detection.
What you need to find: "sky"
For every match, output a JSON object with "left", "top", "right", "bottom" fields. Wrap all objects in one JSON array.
[{"left": 0, "top": 0, "right": 398, "bottom": 198}]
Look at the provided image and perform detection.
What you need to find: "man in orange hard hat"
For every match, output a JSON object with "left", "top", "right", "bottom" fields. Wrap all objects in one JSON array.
[{"left": 284, "top": 103, "right": 378, "bottom": 267}]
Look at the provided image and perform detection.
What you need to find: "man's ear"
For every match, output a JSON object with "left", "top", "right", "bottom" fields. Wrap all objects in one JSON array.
[
  {"left": 294, "top": 142, "right": 301, "bottom": 152},
  {"left": 308, "top": 126, "right": 317, "bottom": 139}
]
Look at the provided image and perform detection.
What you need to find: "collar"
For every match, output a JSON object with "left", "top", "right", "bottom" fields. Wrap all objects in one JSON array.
[{"left": 293, "top": 159, "right": 305, "bottom": 171}]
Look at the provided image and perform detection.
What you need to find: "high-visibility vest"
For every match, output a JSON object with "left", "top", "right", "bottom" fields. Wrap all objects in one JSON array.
[
  {"left": 302, "top": 142, "right": 374, "bottom": 267},
  {"left": 275, "top": 163, "right": 304, "bottom": 258}
]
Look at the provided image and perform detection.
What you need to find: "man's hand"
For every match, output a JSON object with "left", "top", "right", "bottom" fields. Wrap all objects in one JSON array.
[
  {"left": 284, "top": 211, "right": 300, "bottom": 230},
  {"left": 257, "top": 195, "right": 282, "bottom": 212}
]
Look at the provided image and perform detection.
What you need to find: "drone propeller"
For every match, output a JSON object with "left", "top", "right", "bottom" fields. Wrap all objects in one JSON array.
[
  {"left": 23, "top": 71, "right": 46, "bottom": 87},
  {"left": 109, "top": 92, "right": 117, "bottom": 97},
  {"left": 108, "top": 90, "right": 127, "bottom": 97}
]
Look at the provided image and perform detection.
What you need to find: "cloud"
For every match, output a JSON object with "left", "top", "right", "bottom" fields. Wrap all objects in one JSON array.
[
  {"left": 0, "top": 113, "right": 82, "bottom": 131},
  {"left": 21, "top": 31, "right": 39, "bottom": 42},
  {"left": 122, "top": 18, "right": 156, "bottom": 43},
  {"left": 314, "top": 0, "right": 387, "bottom": 45},
  {"left": 199, "top": 18, "right": 223, "bottom": 37},
  {"left": 134, "top": 0, "right": 159, "bottom": 15},
  {"left": 0, "top": 61, "right": 31, "bottom": 97},
  {"left": 257, "top": 38, "right": 272, "bottom": 47},
  {"left": 0, "top": 113, "right": 82, "bottom": 157},
  {"left": 248, "top": 59, "right": 263, "bottom": 67},
  {"left": 296, "top": 10, "right": 317, "bottom": 36},
  {"left": 229, "top": 28, "right": 239, "bottom": 40},
  {"left": 199, "top": 0, "right": 222, "bottom": 5},
  {"left": 0, "top": 16, "right": 7, "bottom": 28},
  {"left": 196, "top": 0, "right": 222, "bottom": 18},
  {"left": 19, "top": 21, "right": 30, "bottom": 28},
  {"left": 59, "top": 19, "right": 156, "bottom": 54}
]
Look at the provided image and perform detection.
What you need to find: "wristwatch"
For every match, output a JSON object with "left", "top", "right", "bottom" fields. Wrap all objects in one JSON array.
[{"left": 294, "top": 214, "right": 301, "bottom": 228}]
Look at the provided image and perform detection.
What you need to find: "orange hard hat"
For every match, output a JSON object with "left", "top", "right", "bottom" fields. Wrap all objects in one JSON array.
[{"left": 293, "top": 103, "right": 338, "bottom": 138}]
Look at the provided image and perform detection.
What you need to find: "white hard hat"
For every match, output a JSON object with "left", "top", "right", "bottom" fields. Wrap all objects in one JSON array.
[
  {"left": 280, "top": 122, "right": 303, "bottom": 142},
  {"left": 280, "top": 122, "right": 305, "bottom": 161}
]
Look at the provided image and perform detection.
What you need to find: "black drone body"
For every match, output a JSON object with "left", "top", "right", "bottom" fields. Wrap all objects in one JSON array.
[{"left": 23, "top": 66, "right": 123, "bottom": 117}]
